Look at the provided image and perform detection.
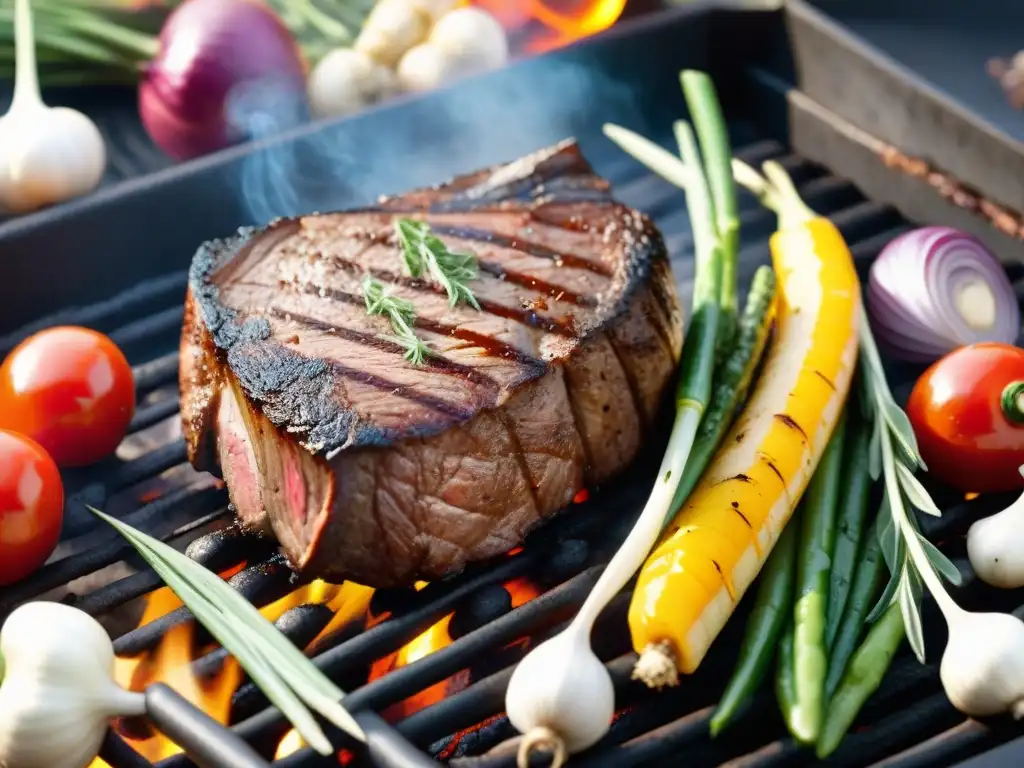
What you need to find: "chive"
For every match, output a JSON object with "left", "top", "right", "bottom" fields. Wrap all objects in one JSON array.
[
  {"left": 89, "top": 508, "right": 366, "bottom": 755},
  {"left": 681, "top": 70, "right": 740, "bottom": 351}
]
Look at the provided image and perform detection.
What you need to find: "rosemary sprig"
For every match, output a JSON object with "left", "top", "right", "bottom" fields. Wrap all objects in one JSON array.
[
  {"left": 395, "top": 218, "right": 481, "bottom": 310},
  {"left": 88, "top": 507, "right": 365, "bottom": 755},
  {"left": 860, "top": 307, "right": 963, "bottom": 662},
  {"left": 362, "top": 275, "right": 431, "bottom": 365}
]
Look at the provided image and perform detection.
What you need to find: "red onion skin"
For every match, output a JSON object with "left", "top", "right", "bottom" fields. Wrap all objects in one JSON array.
[{"left": 139, "top": 0, "right": 307, "bottom": 160}]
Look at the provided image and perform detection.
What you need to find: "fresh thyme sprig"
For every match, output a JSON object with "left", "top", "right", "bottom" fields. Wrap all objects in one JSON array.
[
  {"left": 395, "top": 218, "right": 481, "bottom": 309},
  {"left": 860, "top": 304, "right": 963, "bottom": 662},
  {"left": 363, "top": 275, "right": 431, "bottom": 365}
]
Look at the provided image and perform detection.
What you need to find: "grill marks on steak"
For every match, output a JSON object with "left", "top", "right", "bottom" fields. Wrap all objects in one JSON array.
[{"left": 180, "top": 140, "right": 683, "bottom": 586}]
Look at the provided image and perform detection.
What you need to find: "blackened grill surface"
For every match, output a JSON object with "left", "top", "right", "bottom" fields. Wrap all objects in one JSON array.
[{"left": 3, "top": 125, "right": 1024, "bottom": 768}]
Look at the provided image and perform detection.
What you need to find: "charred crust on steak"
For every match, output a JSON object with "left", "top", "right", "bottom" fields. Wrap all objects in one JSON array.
[{"left": 187, "top": 140, "right": 671, "bottom": 458}]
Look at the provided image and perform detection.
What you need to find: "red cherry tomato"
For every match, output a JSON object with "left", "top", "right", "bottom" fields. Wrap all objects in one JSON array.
[
  {"left": 907, "top": 343, "right": 1024, "bottom": 493},
  {"left": 0, "top": 430, "right": 64, "bottom": 585},
  {"left": 0, "top": 327, "right": 135, "bottom": 467}
]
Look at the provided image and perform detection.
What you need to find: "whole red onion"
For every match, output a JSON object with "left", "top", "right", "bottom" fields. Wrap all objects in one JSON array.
[{"left": 139, "top": 0, "right": 308, "bottom": 160}]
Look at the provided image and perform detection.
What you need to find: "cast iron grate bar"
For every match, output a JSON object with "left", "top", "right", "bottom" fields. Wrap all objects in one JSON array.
[{"left": 1, "top": 127, "right": 1021, "bottom": 768}]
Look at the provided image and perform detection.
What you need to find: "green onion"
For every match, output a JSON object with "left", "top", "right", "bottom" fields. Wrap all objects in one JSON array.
[
  {"left": 681, "top": 70, "right": 740, "bottom": 352},
  {"left": 89, "top": 507, "right": 365, "bottom": 756},
  {"left": 503, "top": 72, "right": 732, "bottom": 757}
]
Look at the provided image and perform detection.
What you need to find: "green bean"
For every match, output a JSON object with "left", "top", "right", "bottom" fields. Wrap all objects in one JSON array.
[
  {"left": 667, "top": 266, "right": 777, "bottom": 526},
  {"left": 816, "top": 604, "right": 905, "bottom": 758},
  {"left": 775, "top": 619, "right": 799, "bottom": 734},
  {"left": 826, "top": 417, "right": 873, "bottom": 648},
  {"left": 825, "top": 513, "right": 886, "bottom": 698},
  {"left": 790, "top": 412, "right": 848, "bottom": 743},
  {"left": 710, "top": 514, "right": 798, "bottom": 735}
]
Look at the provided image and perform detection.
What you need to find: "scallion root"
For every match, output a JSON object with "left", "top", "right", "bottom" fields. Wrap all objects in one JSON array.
[
  {"left": 632, "top": 640, "right": 680, "bottom": 690},
  {"left": 517, "top": 727, "right": 567, "bottom": 768}
]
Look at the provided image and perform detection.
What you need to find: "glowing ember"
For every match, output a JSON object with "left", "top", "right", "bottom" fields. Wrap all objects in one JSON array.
[
  {"left": 573, "top": 488, "right": 591, "bottom": 504},
  {"left": 505, "top": 577, "right": 541, "bottom": 608},
  {"left": 471, "top": 0, "right": 627, "bottom": 54}
]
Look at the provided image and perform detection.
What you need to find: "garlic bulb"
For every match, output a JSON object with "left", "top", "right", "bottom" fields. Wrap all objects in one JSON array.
[
  {"left": 888, "top": 480, "right": 1024, "bottom": 722},
  {"left": 307, "top": 48, "right": 398, "bottom": 119},
  {"left": 505, "top": 631, "right": 614, "bottom": 765},
  {"left": 0, "top": 602, "right": 146, "bottom": 768},
  {"left": 967, "top": 469, "right": 1024, "bottom": 589},
  {"left": 428, "top": 7, "right": 509, "bottom": 74},
  {"left": 355, "top": 0, "right": 432, "bottom": 68},
  {"left": 0, "top": 0, "right": 106, "bottom": 213},
  {"left": 940, "top": 609, "right": 1024, "bottom": 719}
]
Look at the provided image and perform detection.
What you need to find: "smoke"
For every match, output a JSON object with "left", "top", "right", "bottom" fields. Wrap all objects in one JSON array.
[{"left": 231, "top": 54, "right": 645, "bottom": 225}]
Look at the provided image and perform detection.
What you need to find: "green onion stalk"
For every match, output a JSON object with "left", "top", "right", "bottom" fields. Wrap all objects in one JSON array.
[
  {"left": 504, "top": 72, "right": 731, "bottom": 768},
  {"left": 0, "top": 0, "right": 374, "bottom": 87},
  {"left": 681, "top": 70, "right": 740, "bottom": 356}
]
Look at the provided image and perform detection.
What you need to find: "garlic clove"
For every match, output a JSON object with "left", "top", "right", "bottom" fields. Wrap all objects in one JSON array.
[
  {"left": 356, "top": 0, "right": 432, "bottom": 68},
  {"left": 940, "top": 610, "right": 1024, "bottom": 719},
  {"left": 967, "top": 467, "right": 1024, "bottom": 589},
  {"left": 308, "top": 49, "right": 382, "bottom": 119},
  {"left": 396, "top": 42, "right": 460, "bottom": 93},
  {"left": 428, "top": 7, "right": 509, "bottom": 76},
  {"left": 409, "top": 0, "right": 460, "bottom": 21},
  {"left": 0, "top": 106, "right": 106, "bottom": 214},
  {"left": 505, "top": 631, "right": 614, "bottom": 759}
]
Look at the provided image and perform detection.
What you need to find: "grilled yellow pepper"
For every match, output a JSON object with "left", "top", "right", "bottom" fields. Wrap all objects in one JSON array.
[{"left": 629, "top": 161, "right": 860, "bottom": 686}]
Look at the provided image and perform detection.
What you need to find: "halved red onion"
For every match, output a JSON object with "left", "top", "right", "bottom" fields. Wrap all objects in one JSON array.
[{"left": 867, "top": 226, "right": 1020, "bottom": 363}]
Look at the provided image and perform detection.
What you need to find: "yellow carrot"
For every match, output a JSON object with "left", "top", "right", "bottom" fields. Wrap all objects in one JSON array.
[{"left": 629, "top": 160, "right": 860, "bottom": 687}]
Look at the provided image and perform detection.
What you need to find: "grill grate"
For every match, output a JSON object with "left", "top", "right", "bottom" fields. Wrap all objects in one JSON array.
[{"left": 3, "top": 100, "right": 1024, "bottom": 768}]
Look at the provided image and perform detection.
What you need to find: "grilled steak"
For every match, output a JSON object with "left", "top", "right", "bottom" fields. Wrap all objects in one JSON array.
[{"left": 180, "top": 140, "right": 682, "bottom": 588}]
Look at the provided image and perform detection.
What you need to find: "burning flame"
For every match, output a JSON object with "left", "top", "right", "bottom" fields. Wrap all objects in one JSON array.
[
  {"left": 91, "top": 540, "right": 545, "bottom": 765},
  {"left": 88, "top": 590, "right": 242, "bottom": 766},
  {"left": 275, "top": 575, "right": 543, "bottom": 760},
  {"left": 87, "top": 576, "right": 372, "bottom": 766},
  {"left": 471, "top": 0, "right": 627, "bottom": 53}
]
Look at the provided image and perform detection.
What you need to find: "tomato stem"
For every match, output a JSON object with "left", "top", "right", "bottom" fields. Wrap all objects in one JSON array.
[{"left": 1000, "top": 381, "right": 1024, "bottom": 425}]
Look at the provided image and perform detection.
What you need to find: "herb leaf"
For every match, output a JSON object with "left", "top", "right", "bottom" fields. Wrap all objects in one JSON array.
[
  {"left": 899, "top": 566, "right": 926, "bottom": 662},
  {"left": 395, "top": 218, "right": 481, "bottom": 309},
  {"left": 918, "top": 533, "right": 964, "bottom": 586},
  {"left": 897, "top": 463, "right": 942, "bottom": 517},
  {"left": 877, "top": 494, "right": 901, "bottom": 573},
  {"left": 860, "top": 304, "right": 957, "bottom": 663},
  {"left": 868, "top": 418, "right": 882, "bottom": 480},
  {"left": 867, "top": 560, "right": 901, "bottom": 623},
  {"left": 362, "top": 276, "right": 431, "bottom": 365}
]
